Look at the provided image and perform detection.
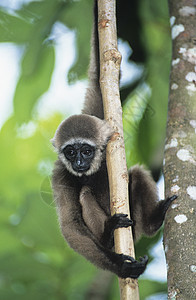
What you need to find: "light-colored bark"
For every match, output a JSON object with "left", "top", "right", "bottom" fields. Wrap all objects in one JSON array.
[
  {"left": 164, "top": 0, "right": 196, "bottom": 299},
  {"left": 97, "top": 0, "right": 139, "bottom": 299}
]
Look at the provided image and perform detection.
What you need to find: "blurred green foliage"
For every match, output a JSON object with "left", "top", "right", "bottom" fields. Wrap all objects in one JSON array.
[{"left": 0, "top": 0, "right": 171, "bottom": 299}]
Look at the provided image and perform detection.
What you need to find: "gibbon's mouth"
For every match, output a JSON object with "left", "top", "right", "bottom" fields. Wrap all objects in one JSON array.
[{"left": 74, "top": 166, "right": 90, "bottom": 173}]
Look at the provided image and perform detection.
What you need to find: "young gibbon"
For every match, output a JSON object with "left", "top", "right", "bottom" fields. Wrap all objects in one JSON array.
[{"left": 51, "top": 1, "right": 176, "bottom": 278}]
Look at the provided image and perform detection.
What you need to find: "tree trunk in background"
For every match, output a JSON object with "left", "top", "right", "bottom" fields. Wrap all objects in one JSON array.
[{"left": 164, "top": 1, "right": 196, "bottom": 299}]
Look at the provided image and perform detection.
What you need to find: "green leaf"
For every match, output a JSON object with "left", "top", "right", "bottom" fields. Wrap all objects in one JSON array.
[
  {"left": 0, "top": 10, "right": 32, "bottom": 43},
  {"left": 59, "top": 0, "right": 93, "bottom": 82},
  {"left": 14, "top": 44, "right": 55, "bottom": 123},
  {"left": 139, "top": 279, "right": 167, "bottom": 300},
  {"left": 136, "top": 0, "right": 171, "bottom": 166},
  {"left": 40, "top": 176, "right": 55, "bottom": 208},
  {"left": 123, "top": 84, "right": 151, "bottom": 166}
]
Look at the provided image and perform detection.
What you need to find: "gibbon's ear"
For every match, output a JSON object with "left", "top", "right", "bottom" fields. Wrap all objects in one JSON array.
[
  {"left": 50, "top": 118, "right": 67, "bottom": 151},
  {"left": 50, "top": 138, "right": 55, "bottom": 148},
  {"left": 50, "top": 137, "right": 59, "bottom": 154}
]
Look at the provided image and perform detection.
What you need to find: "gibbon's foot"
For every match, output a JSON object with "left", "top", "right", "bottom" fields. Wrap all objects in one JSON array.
[
  {"left": 148, "top": 195, "right": 178, "bottom": 235},
  {"left": 162, "top": 195, "right": 178, "bottom": 215},
  {"left": 101, "top": 214, "right": 133, "bottom": 249},
  {"left": 120, "top": 254, "right": 148, "bottom": 279}
]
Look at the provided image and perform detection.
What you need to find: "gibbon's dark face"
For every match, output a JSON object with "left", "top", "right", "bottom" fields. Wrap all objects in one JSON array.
[
  {"left": 52, "top": 114, "right": 113, "bottom": 177},
  {"left": 63, "top": 143, "right": 95, "bottom": 173}
]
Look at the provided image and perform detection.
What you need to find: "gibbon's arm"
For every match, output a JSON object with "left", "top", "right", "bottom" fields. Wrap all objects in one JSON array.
[
  {"left": 80, "top": 186, "right": 133, "bottom": 249},
  {"left": 82, "top": 0, "right": 104, "bottom": 119},
  {"left": 79, "top": 186, "right": 108, "bottom": 239}
]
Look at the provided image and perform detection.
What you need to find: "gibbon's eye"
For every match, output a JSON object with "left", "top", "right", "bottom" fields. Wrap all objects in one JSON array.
[
  {"left": 81, "top": 145, "right": 95, "bottom": 158},
  {"left": 63, "top": 146, "right": 76, "bottom": 160},
  {"left": 82, "top": 149, "right": 92, "bottom": 156}
]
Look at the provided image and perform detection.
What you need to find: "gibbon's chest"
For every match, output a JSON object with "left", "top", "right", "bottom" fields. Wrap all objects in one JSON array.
[
  {"left": 93, "top": 183, "right": 110, "bottom": 215},
  {"left": 78, "top": 171, "right": 111, "bottom": 216}
]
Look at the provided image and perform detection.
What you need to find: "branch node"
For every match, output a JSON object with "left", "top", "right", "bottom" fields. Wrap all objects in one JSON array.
[
  {"left": 99, "top": 18, "right": 110, "bottom": 28},
  {"left": 103, "top": 49, "right": 122, "bottom": 65}
]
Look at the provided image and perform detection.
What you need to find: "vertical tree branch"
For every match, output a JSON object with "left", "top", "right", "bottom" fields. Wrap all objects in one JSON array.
[
  {"left": 164, "top": 1, "right": 196, "bottom": 299},
  {"left": 97, "top": 0, "right": 140, "bottom": 299}
]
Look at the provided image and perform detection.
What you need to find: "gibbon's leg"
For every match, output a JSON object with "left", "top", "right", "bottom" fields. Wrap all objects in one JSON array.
[{"left": 129, "top": 165, "right": 177, "bottom": 241}]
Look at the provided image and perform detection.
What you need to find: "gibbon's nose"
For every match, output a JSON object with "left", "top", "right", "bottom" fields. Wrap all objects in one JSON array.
[
  {"left": 76, "top": 158, "right": 81, "bottom": 166},
  {"left": 76, "top": 154, "right": 84, "bottom": 167}
]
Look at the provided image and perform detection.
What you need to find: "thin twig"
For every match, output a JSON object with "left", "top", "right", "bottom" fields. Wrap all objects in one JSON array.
[{"left": 97, "top": 0, "right": 140, "bottom": 299}]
